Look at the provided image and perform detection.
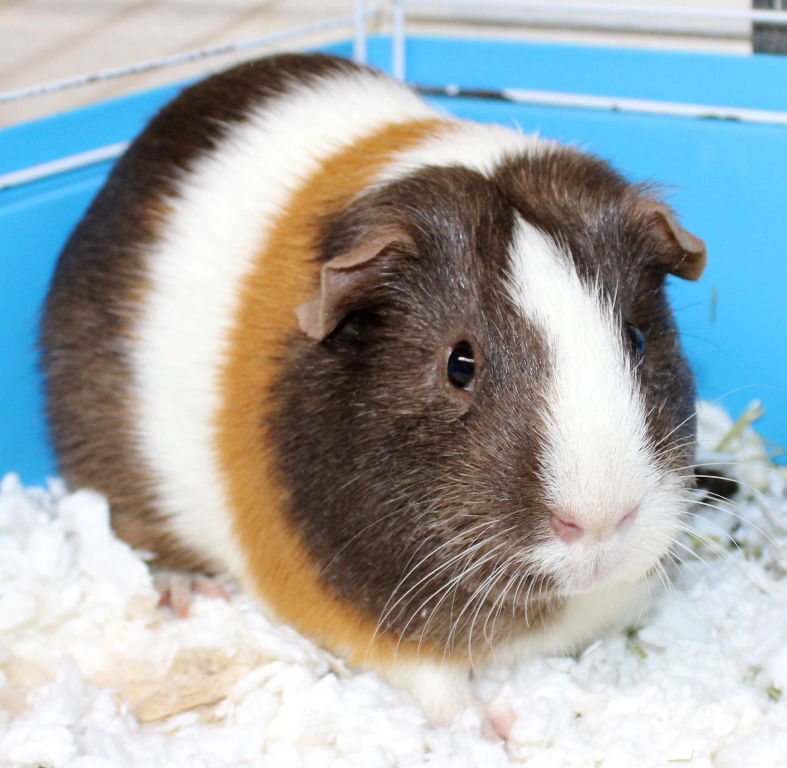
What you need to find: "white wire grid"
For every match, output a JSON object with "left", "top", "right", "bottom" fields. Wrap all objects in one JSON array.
[{"left": 1, "top": 0, "right": 786, "bottom": 191}]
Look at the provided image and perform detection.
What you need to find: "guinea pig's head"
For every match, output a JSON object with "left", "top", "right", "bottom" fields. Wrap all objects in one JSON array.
[{"left": 269, "top": 148, "right": 706, "bottom": 656}]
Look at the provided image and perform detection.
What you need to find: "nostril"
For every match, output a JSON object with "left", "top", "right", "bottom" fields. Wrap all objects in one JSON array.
[
  {"left": 616, "top": 505, "right": 639, "bottom": 533},
  {"left": 551, "top": 513, "right": 584, "bottom": 543}
]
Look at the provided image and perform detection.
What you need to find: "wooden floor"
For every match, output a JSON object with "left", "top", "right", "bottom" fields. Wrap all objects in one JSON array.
[
  {"left": 0, "top": 1, "right": 382, "bottom": 127},
  {"left": 1, "top": 0, "right": 753, "bottom": 128}
]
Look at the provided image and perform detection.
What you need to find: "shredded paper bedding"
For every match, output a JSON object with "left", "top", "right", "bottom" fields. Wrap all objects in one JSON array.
[{"left": 1, "top": 401, "right": 785, "bottom": 767}]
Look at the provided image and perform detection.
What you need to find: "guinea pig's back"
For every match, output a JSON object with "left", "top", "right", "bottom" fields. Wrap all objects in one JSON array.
[{"left": 39, "top": 54, "right": 439, "bottom": 572}]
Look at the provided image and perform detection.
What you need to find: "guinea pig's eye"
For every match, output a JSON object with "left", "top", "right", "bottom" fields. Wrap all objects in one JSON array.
[
  {"left": 447, "top": 340, "right": 476, "bottom": 389},
  {"left": 624, "top": 322, "right": 646, "bottom": 357}
]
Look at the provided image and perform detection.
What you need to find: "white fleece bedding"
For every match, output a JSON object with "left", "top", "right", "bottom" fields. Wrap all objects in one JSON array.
[{"left": 1, "top": 400, "right": 785, "bottom": 768}]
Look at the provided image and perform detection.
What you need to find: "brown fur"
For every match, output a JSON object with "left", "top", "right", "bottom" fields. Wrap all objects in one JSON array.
[
  {"left": 253, "top": 147, "right": 702, "bottom": 662},
  {"left": 263, "top": 164, "right": 561, "bottom": 658},
  {"left": 215, "top": 118, "right": 452, "bottom": 666},
  {"left": 39, "top": 53, "right": 387, "bottom": 570},
  {"left": 42, "top": 52, "right": 703, "bottom": 679}
]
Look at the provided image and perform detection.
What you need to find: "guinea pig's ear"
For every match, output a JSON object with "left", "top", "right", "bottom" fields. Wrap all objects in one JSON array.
[
  {"left": 636, "top": 198, "right": 707, "bottom": 280},
  {"left": 296, "top": 228, "right": 414, "bottom": 341}
]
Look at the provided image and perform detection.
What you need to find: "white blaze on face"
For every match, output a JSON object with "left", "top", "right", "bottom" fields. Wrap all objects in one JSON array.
[{"left": 505, "top": 216, "right": 680, "bottom": 593}]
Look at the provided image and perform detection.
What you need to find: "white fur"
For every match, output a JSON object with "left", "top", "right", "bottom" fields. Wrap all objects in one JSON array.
[
  {"left": 504, "top": 217, "right": 684, "bottom": 603},
  {"left": 384, "top": 657, "right": 476, "bottom": 726},
  {"left": 490, "top": 576, "right": 653, "bottom": 668},
  {"left": 374, "top": 118, "right": 552, "bottom": 184},
  {"left": 129, "top": 69, "right": 438, "bottom": 574}
]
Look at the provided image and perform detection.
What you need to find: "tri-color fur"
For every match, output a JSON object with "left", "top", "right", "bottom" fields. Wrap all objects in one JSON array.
[{"left": 40, "top": 53, "right": 706, "bottom": 723}]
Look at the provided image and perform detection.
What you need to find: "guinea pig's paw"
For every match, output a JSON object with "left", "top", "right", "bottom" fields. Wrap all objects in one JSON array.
[
  {"left": 153, "top": 570, "right": 231, "bottom": 618},
  {"left": 482, "top": 695, "right": 517, "bottom": 741},
  {"left": 383, "top": 657, "right": 486, "bottom": 732}
]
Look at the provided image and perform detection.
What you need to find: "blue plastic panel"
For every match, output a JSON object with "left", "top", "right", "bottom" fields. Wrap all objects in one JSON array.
[{"left": 1, "top": 36, "right": 785, "bottom": 483}]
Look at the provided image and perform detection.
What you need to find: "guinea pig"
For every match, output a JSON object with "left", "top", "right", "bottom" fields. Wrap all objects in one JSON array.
[{"left": 39, "top": 52, "right": 706, "bottom": 726}]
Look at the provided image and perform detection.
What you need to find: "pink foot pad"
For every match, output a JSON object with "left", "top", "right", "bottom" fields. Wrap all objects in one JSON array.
[{"left": 485, "top": 696, "right": 517, "bottom": 741}]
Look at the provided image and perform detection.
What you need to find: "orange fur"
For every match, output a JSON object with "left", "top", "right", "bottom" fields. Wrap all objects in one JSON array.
[{"left": 215, "top": 118, "right": 456, "bottom": 668}]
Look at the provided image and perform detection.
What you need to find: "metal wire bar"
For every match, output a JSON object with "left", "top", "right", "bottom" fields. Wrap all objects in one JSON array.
[
  {"left": 393, "top": 0, "right": 407, "bottom": 80},
  {"left": 354, "top": 0, "right": 369, "bottom": 62},
  {"left": 404, "top": 0, "right": 787, "bottom": 25},
  {"left": 416, "top": 83, "right": 787, "bottom": 126},
  {"left": 0, "top": 13, "right": 362, "bottom": 105},
  {"left": 0, "top": 142, "right": 129, "bottom": 191}
]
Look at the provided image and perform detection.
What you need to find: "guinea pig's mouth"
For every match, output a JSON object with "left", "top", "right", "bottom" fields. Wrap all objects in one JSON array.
[
  {"left": 558, "top": 567, "right": 640, "bottom": 598},
  {"left": 541, "top": 525, "right": 676, "bottom": 600},
  {"left": 537, "top": 472, "right": 691, "bottom": 599}
]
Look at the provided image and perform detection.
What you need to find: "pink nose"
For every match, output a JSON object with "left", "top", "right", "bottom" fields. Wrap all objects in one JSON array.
[
  {"left": 550, "top": 505, "right": 638, "bottom": 543},
  {"left": 550, "top": 513, "right": 584, "bottom": 542}
]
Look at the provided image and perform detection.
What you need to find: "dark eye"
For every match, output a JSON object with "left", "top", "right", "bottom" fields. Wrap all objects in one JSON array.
[
  {"left": 624, "top": 322, "right": 646, "bottom": 356},
  {"left": 447, "top": 340, "right": 475, "bottom": 389}
]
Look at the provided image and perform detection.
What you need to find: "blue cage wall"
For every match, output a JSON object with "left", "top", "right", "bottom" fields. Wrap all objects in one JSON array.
[{"left": 1, "top": 36, "right": 786, "bottom": 483}]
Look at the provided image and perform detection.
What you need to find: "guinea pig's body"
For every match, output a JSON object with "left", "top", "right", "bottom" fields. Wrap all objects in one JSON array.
[{"left": 41, "top": 53, "right": 706, "bottom": 724}]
